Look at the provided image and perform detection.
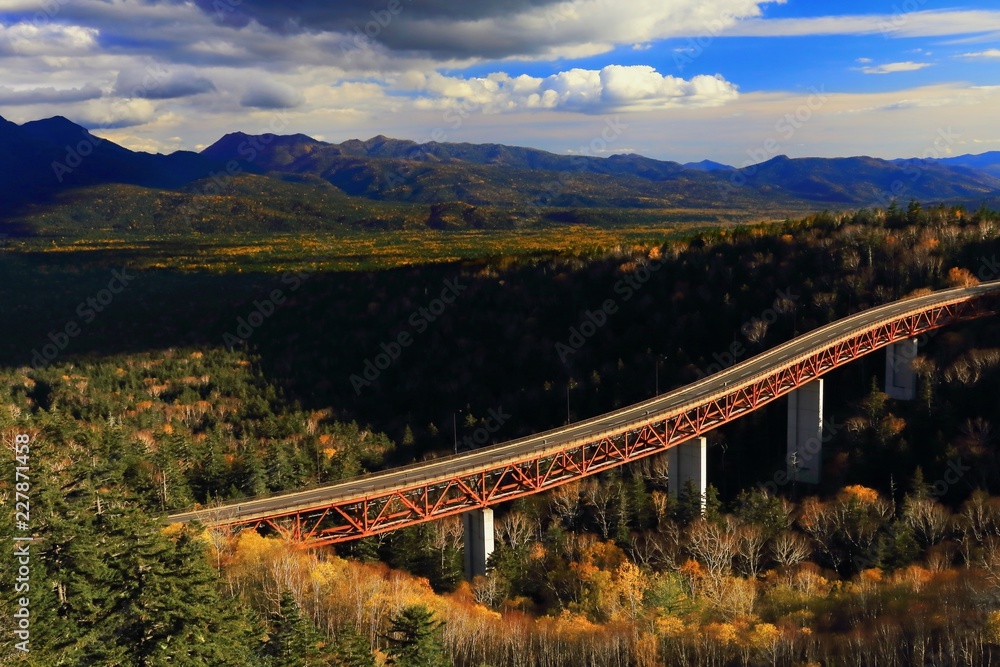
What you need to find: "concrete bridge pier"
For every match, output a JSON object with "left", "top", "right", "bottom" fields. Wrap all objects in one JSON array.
[
  {"left": 786, "top": 379, "right": 823, "bottom": 484},
  {"left": 885, "top": 338, "right": 918, "bottom": 400},
  {"left": 667, "top": 436, "right": 707, "bottom": 509},
  {"left": 462, "top": 508, "right": 494, "bottom": 580}
]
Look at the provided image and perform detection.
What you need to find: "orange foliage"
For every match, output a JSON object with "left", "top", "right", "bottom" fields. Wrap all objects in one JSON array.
[
  {"left": 859, "top": 568, "right": 883, "bottom": 584},
  {"left": 947, "top": 266, "right": 980, "bottom": 287},
  {"left": 839, "top": 485, "right": 881, "bottom": 504}
]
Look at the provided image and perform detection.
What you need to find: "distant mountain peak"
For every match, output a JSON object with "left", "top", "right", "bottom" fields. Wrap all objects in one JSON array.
[{"left": 683, "top": 159, "right": 735, "bottom": 172}]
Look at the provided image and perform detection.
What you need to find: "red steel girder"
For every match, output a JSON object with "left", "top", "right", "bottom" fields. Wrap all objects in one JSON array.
[{"left": 186, "top": 291, "right": 997, "bottom": 549}]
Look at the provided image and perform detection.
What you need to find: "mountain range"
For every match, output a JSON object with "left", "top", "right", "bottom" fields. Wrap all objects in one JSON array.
[{"left": 2, "top": 114, "right": 1000, "bottom": 234}]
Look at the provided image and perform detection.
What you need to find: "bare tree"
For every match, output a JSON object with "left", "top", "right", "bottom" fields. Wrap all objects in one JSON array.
[
  {"left": 628, "top": 531, "right": 669, "bottom": 570},
  {"left": 798, "top": 499, "right": 840, "bottom": 570},
  {"left": 686, "top": 517, "right": 736, "bottom": 578},
  {"left": 770, "top": 531, "right": 811, "bottom": 568},
  {"left": 471, "top": 571, "right": 507, "bottom": 608},
  {"left": 743, "top": 319, "right": 768, "bottom": 346},
  {"left": 637, "top": 453, "right": 671, "bottom": 490},
  {"left": 497, "top": 510, "right": 535, "bottom": 550},
  {"left": 548, "top": 481, "right": 581, "bottom": 527},
  {"left": 582, "top": 479, "right": 623, "bottom": 540},
  {"left": 734, "top": 523, "right": 768, "bottom": 578},
  {"left": 903, "top": 496, "right": 951, "bottom": 547},
  {"left": 430, "top": 515, "right": 463, "bottom": 571},
  {"left": 650, "top": 490, "right": 670, "bottom": 524}
]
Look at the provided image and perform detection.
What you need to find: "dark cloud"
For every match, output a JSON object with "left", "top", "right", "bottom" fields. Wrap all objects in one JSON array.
[
  {"left": 240, "top": 82, "right": 305, "bottom": 109},
  {"left": 190, "top": 0, "right": 571, "bottom": 58},
  {"left": 0, "top": 84, "right": 103, "bottom": 106},
  {"left": 192, "top": 0, "right": 561, "bottom": 31},
  {"left": 113, "top": 71, "right": 217, "bottom": 99}
]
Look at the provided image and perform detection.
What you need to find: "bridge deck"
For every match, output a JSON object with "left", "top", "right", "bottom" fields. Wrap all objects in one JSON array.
[{"left": 166, "top": 281, "right": 1000, "bottom": 546}]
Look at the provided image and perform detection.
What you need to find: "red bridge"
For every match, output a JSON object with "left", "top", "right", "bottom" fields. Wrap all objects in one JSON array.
[{"left": 167, "top": 281, "right": 1000, "bottom": 571}]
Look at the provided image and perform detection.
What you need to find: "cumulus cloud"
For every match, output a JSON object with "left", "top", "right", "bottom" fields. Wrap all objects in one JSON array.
[
  {"left": 240, "top": 81, "right": 306, "bottom": 109},
  {"left": 860, "top": 61, "right": 932, "bottom": 75},
  {"left": 114, "top": 68, "right": 216, "bottom": 99},
  {"left": 400, "top": 66, "right": 739, "bottom": 113},
  {"left": 0, "top": 23, "right": 100, "bottom": 57},
  {"left": 75, "top": 98, "right": 158, "bottom": 129},
  {"left": 0, "top": 84, "right": 104, "bottom": 106}
]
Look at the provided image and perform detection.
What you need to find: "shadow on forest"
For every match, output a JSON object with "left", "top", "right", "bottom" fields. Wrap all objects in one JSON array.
[{"left": 3, "top": 230, "right": 1000, "bottom": 495}]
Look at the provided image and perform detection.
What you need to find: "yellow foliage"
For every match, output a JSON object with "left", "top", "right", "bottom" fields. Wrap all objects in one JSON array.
[
  {"left": 703, "top": 622, "right": 738, "bottom": 645},
  {"left": 633, "top": 632, "right": 659, "bottom": 667},
  {"left": 840, "top": 484, "right": 881, "bottom": 504},
  {"left": 161, "top": 523, "right": 185, "bottom": 539},
  {"left": 656, "top": 615, "right": 687, "bottom": 638},
  {"left": 985, "top": 611, "right": 1000, "bottom": 644},
  {"left": 891, "top": 564, "right": 933, "bottom": 591},
  {"left": 749, "top": 622, "right": 780, "bottom": 649}
]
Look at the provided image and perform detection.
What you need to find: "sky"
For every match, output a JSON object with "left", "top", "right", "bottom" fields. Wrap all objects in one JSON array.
[{"left": 0, "top": 0, "right": 999, "bottom": 165}]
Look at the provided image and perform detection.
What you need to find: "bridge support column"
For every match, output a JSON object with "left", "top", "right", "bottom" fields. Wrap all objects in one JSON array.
[
  {"left": 787, "top": 379, "right": 823, "bottom": 484},
  {"left": 885, "top": 338, "right": 918, "bottom": 400},
  {"left": 462, "top": 508, "right": 494, "bottom": 580},
  {"left": 667, "top": 437, "right": 707, "bottom": 509}
]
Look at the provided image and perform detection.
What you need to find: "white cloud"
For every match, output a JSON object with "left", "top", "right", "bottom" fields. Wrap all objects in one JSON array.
[
  {"left": 961, "top": 48, "right": 1000, "bottom": 58},
  {"left": 860, "top": 61, "right": 932, "bottom": 75},
  {"left": 75, "top": 98, "right": 158, "bottom": 129},
  {"left": 398, "top": 66, "right": 739, "bottom": 113},
  {"left": 723, "top": 10, "right": 1000, "bottom": 38},
  {"left": 0, "top": 23, "right": 100, "bottom": 56},
  {"left": 856, "top": 57, "right": 873, "bottom": 64}
]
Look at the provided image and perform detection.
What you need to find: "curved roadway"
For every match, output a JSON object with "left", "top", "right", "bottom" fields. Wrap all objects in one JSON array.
[{"left": 168, "top": 280, "right": 1000, "bottom": 525}]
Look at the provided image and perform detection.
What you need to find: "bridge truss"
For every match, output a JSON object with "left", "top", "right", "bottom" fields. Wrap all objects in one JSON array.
[{"left": 188, "top": 292, "right": 998, "bottom": 548}]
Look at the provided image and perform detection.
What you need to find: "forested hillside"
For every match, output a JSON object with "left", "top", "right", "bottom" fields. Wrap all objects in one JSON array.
[{"left": 4, "top": 202, "right": 1000, "bottom": 664}]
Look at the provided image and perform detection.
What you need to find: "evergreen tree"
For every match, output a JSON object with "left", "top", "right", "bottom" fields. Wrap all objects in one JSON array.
[
  {"left": 733, "top": 488, "right": 792, "bottom": 540},
  {"left": 42, "top": 498, "right": 262, "bottom": 665},
  {"left": 333, "top": 624, "right": 375, "bottom": 667},
  {"left": 671, "top": 481, "right": 722, "bottom": 526},
  {"left": 265, "top": 590, "right": 330, "bottom": 667},
  {"left": 385, "top": 605, "right": 452, "bottom": 667}
]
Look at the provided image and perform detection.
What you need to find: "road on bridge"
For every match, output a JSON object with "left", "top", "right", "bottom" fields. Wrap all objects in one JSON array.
[{"left": 167, "top": 280, "right": 1000, "bottom": 531}]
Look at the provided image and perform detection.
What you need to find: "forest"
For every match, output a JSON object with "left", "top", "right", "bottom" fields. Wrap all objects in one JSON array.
[{"left": 3, "top": 201, "right": 1000, "bottom": 665}]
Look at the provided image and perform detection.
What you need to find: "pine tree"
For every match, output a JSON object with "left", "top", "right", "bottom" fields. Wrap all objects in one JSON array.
[
  {"left": 385, "top": 605, "right": 452, "bottom": 667},
  {"left": 265, "top": 590, "right": 330, "bottom": 667},
  {"left": 909, "top": 466, "right": 929, "bottom": 500},
  {"left": 41, "top": 497, "right": 262, "bottom": 665},
  {"left": 333, "top": 624, "right": 375, "bottom": 667},
  {"left": 671, "top": 481, "right": 722, "bottom": 526}
]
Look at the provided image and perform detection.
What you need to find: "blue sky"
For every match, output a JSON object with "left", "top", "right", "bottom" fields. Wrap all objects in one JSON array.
[{"left": 1, "top": 0, "right": 999, "bottom": 163}]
